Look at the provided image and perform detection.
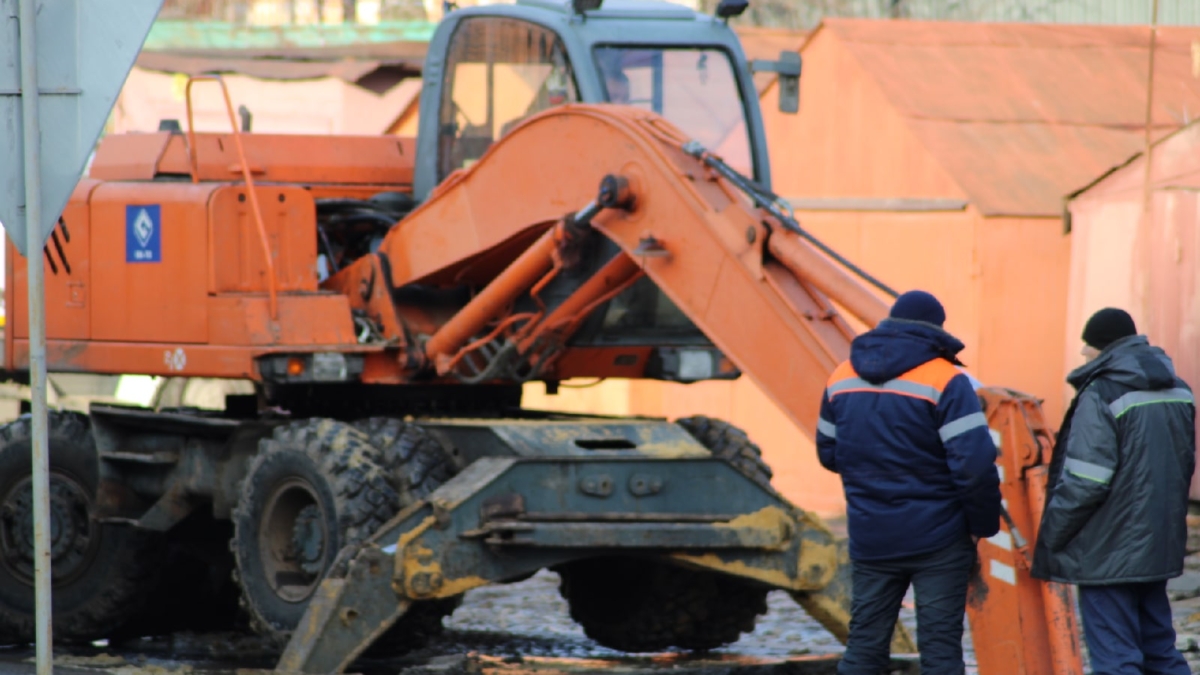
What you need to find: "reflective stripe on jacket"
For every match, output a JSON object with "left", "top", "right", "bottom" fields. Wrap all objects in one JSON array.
[
  {"left": 817, "top": 355, "right": 1001, "bottom": 561},
  {"left": 1032, "top": 335, "right": 1196, "bottom": 584}
]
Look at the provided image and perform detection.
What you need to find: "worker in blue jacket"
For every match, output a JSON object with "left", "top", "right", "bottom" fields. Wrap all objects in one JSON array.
[{"left": 817, "top": 290, "right": 1002, "bottom": 675}]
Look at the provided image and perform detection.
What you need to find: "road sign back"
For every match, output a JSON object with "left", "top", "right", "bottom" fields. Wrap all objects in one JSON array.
[{"left": 0, "top": 0, "right": 164, "bottom": 256}]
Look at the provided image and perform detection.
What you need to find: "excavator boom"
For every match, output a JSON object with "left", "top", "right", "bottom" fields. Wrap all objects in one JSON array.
[{"left": 330, "top": 104, "right": 881, "bottom": 437}]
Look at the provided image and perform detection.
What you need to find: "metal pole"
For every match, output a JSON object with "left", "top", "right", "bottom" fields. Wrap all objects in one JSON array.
[
  {"left": 17, "top": 0, "right": 53, "bottom": 673},
  {"left": 1134, "top": 0, "right": 1160, "bottom": 329},
  {"left": 1141, "top": 0, "right": 1160, "bottom": 215}
]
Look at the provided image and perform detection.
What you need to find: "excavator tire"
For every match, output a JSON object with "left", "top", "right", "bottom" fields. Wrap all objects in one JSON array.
[
  {"left": 352, "top": 418, "right": 463, "bottom": 653},
  {"left": 557, "top": 556, "right": 769, "bottom": 652},
  {"left": 558, "top": 416, "right": 774, "bottom": 652},
  {"left": 676, "top": 415, "right": 774, "bottom": 491},
  {"left": 232, "top": 419, "right": 399, "bottom": 645},
  {"left": 0, "top": 411, "right": 164, "bottom": 644},
  {"left": 352, "top": 417, "right": 462, "bottom": 500}
]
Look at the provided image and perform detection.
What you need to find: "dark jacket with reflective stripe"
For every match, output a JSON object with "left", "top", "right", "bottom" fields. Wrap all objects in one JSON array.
[
  {"left": 817, "top": 319, "right": 1002, "bottom": 561},
  {"left": 1031, "top": 335, "right": 1196, "bottom": 584}
]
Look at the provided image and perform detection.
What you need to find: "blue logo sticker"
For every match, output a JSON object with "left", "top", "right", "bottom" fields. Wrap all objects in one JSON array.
[{"left": 126, "top": 205, "right": 161, "bottom": 263}]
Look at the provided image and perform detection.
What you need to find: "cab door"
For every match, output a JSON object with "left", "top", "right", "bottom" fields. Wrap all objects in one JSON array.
[{"left": 435, "top": 16, "right": 580, "bottom": 183}]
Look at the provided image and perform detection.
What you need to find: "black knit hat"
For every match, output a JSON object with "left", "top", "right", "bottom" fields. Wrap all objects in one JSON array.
[
  {"left": 890, "top": 290, "right": 946, "bottom": 327},
  {"left": 1082, "top": 308, "right": 1137, "bottom": 350}
]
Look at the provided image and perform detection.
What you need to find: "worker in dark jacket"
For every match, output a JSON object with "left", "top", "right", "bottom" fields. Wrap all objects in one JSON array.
[
  {"left": 817, "top": 290, "right": 1002, "bottom": 675},
  {"left": 1032, "top": 308, "right": 1196, "bottom": 675}
]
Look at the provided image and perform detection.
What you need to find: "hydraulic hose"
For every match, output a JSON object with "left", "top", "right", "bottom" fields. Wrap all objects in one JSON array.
[{"left": 681, "top": 141, "right": 899, "bottom": 300}]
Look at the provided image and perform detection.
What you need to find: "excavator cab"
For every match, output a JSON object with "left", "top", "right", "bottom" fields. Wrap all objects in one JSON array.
[
  {"left": 413, "top": 0, "right": 776, "bottom": 198},
  {"left": 409, "top": 0, "right": 783, "bottom": 383}
]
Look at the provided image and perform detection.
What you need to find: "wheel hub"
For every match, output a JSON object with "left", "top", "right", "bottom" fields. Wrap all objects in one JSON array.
[
  {"left": 293, "top": 504, "right": 326, "bottom": 576},
  {"left": 0, "top": 472, "right": 100, "bottom": 586},
  {"left": 259, "top": 478, "right": 330, "bottom": 603}
]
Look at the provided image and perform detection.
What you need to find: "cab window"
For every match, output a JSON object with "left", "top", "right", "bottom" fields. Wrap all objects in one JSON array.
[
  {"left": 438, "top": 18, "right": 579, "bottom": 182},
  {"left": 595, "top": 46, "right": 752, "bottom": 177}
]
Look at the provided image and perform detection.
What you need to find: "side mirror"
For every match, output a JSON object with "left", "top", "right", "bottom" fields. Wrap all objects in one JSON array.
[
  {"left": 716, "top": 0, "right": 749, "bottom": 19},
  {"left": 749, "top": 51, "right": 802, "bottom": 114}
]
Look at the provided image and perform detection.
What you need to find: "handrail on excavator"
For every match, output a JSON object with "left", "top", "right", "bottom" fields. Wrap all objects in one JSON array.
[{"left": 183, "top": 75, "right": 279, "bottom": 321}]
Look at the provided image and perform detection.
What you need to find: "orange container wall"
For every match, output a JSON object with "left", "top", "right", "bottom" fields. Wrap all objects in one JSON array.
[
  {"left": 793, "top": 210, "right": 1072, "bottom": 423},
  {"left": 975, "top": 217, "right": 1073, "bottom": 420},
  {"left": 762, "top": 32, "right": 966, "bottom": 203},
  {"left": 1068, "top": 122, "right": 1200, "bottom": 499},
  {"left": 794, "top": 209, "right": 982, "bottom": 357}
]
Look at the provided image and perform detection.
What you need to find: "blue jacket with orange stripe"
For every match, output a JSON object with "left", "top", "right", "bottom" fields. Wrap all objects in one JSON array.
[{"left": 817, "top": 319, "right": 1002, "bottom": 561}]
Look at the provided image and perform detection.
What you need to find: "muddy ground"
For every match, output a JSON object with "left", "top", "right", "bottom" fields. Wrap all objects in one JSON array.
[
  {"left": 0, "top": 568, "right": 914, "bottom": 675},
  {"left": 5, "top": 553, "right": 1200, "bottom": 674}
]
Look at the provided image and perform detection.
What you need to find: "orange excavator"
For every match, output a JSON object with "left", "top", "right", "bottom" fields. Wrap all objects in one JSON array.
[{"left": 0, "top": 0, "right": 1082, "bottom": 673}]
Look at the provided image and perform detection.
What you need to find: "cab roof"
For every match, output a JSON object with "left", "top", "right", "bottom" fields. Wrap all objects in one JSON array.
[{"left": 515, "top": 0, "right": 702, "bottom": 20}]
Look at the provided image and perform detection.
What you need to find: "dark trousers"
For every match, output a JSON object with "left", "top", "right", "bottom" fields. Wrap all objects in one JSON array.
[
  {"left": 1078, "top": 581, "right": 1190, "bottom": 675},
  {"left": 838, "top": 536, "right": 976, "bottom": 675}
]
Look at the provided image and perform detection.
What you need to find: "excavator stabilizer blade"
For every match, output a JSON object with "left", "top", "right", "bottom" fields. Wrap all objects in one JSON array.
[{"left": 276, "top": 545, "right": 411, "bottom": 674}]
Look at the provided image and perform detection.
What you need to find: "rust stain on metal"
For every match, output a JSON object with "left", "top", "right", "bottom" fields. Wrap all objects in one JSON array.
[
  {"left": 393, "top": 517, "right": 489, "bottom": 599},
  {"left": 671, "top": 552, "right": 798, "bottom": 590},
  {"left": 667, "top": 538, "right": 838, "bottom": 592},
  {"left": 392, "top": 514, "right": 437, "bottom": 582},
  {"left": 711, "top": 506, "right": 794, "bottom": 549},
  {"left": 635, "top": 439, "right": 709, "bottom": 458}
]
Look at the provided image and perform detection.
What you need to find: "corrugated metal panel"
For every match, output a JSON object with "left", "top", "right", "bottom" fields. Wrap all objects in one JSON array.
[
  {"left": 820, "top": 18, "right": 1200, "bottom": 215},
  {"left": 905, "top": 121, "right": 1152, "bottom": 216},
  {"left": 842, "top": 24, "right": 1200, "bottom": 126}
]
